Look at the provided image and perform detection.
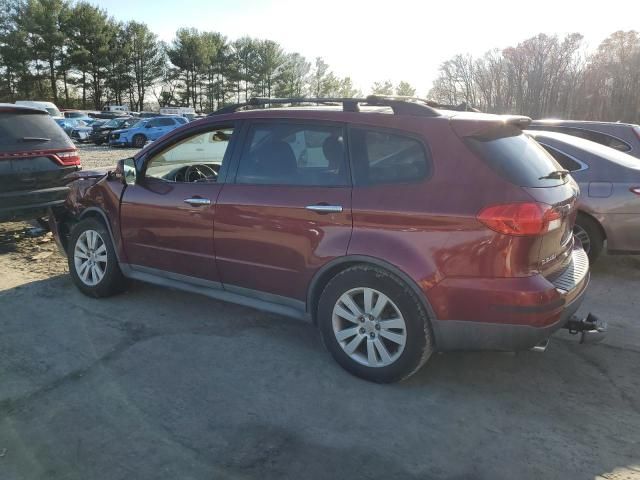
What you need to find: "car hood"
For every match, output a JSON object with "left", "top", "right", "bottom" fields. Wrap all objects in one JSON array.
[{"left": 111, "top": 128, "right": 129, "bottom": 134}]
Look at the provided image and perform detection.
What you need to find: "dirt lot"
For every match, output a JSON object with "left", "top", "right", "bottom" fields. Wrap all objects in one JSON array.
[{"left": 0, "top": 145, "right": 639, "bottom": 480}]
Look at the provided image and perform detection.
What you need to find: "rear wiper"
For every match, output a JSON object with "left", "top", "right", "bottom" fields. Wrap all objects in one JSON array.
[
  {"left": 22, "top": 136, "right": 50, "bottom": 142},
  {"left": 539, "top": 169, "right": 569, "bottom": 180}
]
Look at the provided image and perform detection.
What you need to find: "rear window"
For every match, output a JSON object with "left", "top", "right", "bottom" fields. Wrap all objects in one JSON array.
[
  {"left": 466, "top": 130, "right": 566, "bottom": 187},
  {"left": 0, "top": 112, "right": 72, "bottom": 153}
]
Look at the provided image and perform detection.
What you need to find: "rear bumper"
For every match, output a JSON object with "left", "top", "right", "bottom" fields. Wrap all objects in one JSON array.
[
  {"left": 0, "top": 186, "right": 69, "bottom": 222},
  {"left": 430, "top": 246, "right": 590, "bottom": 351}
]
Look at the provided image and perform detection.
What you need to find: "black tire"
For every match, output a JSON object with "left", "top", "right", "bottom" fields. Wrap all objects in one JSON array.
[
  {"left": 574, "top": 214, "right": 604, "bottom": 263},
  {"left": 67, "top": 217, "right": 129, "bottom": 298},
  {"left": 317, "top": 265, "right": 434, "bottom": 383},
  {"left": 132, "top": 134, "right": 146, "bottom": 148}
]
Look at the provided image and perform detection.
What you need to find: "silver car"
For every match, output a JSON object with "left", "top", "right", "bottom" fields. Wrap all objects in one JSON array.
[
  {"left": 527, "top": 130, "right": 640, "bottom": 261},
  {"left": 528, "top": 120, "right": 640, "bottom": 159}
]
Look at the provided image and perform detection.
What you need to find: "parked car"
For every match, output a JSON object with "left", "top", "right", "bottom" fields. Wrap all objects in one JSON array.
[
  {"left": 89, "top": 117, "right": 139, "bottom": 145},
  {"left": 55, "top": 118, "right": 92, "bottom": 139},
  {"left": 14, "top": 100, "right": 63, "bottom": 118},
  {"left": 527, "top": 130, "right": 640, "bottom": 261},
  {"left": 528, "top": 120, "right": 640, "bottom": 158},
  {"left": 63, "top": 110, "right": 94, "bottom": 122},
  {"left": 109, "top": 115, "right": 187, "bottom": 148},
  {"left": 50, "top": 96, "right": 602, "bottom": 383},
  {"left": 0, "top": 103, "right": 80, "bottom": 223}
]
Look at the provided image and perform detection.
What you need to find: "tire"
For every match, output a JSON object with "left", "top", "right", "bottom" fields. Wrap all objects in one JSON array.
[
  {"left": 317, "top": 265, "right": 434, "bottom": 383},
  {"left": 132, "top": 134, "right": 146, "bottom": 148},
  {"left": 574, "top": 214, "right": 604, "bottom": 263},
  {"left": 67, "top": 218, "right": 129, "bottom": 297}
]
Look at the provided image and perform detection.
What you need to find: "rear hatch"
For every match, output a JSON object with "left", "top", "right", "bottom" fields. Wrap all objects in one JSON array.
[
  {"left": 0, "top": 107, "right": 80, "bottom": 214},
  {"left": 454, "top": 116, "right": 580, "bottom": 278}
]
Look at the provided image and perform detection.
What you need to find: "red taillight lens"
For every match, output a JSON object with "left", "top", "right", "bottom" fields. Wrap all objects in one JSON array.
[
  {"left": 477, "top": 202, "right": 561, "bottom": 236},
  {"left": 52, "top": 150, "right": 81, "bottom": 166},
  {"left": 630, "top": 187, "right": 640, "bottom": 196}
]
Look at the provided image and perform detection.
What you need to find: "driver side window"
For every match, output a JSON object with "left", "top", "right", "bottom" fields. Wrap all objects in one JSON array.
[{"left": 145, "top": 127, "right": 234, "bottom": 183}]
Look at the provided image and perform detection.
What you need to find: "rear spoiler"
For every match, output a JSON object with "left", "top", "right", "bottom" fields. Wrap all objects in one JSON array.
[{"left": 450, "top": 114, "right": 532, "bottom": 140}]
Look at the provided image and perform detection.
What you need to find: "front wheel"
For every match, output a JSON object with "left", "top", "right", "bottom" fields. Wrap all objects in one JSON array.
[
  {"left": 68, "top": 218, "right": 129, "bottom": 297},
  {"left": 132, "top": 134, "right": 146, "bottom": 148},
  {"left": 318, "top": 265, "right": 434, "bottom": 383}
]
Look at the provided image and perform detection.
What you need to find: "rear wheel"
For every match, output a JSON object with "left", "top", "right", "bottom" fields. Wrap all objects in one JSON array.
[
  {"left": 318, "top": 265, "right": 434, "bottom": 383},
  {"left": 68, "top": 218, "right": 128, "bottom": 297},
  {"left": 574, "top": 214, "right": 604, "bottom": 262},
  {"left": 132, "top": 134, "right": 146, "bottom": 148}
]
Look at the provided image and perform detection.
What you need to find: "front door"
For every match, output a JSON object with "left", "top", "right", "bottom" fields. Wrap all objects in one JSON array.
[
  {"left": 120, "top": 124, "right": 236, "bottom": 282},
  {"left": 215, "top": 120, "right": 353, "bottom": 302}
]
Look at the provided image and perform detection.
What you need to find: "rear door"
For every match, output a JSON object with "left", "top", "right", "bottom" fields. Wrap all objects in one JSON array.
[{"left": 214, "top": 120, "right": 353, "bottom": 302}]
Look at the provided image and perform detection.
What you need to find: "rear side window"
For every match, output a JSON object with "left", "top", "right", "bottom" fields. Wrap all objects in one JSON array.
[
  {"left": 0, "top": 112, "right": 72, "bottom": 153},
  {"left": 235, "top": 122, "right": 349, "bottom": 186},
  {"left": 350, "top": 128, "right": 430, "bottom": 185},
  {"left": 539, "top": 126, "right": 631, "bottom": 152},
  {"left": 540, "top": 145, "right": 584, "bottom": 172},
  {"left": 466, "top": 131, "right": 566, "bottom": 187}
]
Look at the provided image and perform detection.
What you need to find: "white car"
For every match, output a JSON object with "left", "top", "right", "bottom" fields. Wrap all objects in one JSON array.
[{"left": 14, "top": 100, "right": 63, "bottom": 118}]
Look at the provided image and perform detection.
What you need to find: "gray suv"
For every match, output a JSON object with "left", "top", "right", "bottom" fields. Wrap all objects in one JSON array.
[{"left": 528, "top": 120, "right": 640, "bottom": 159}]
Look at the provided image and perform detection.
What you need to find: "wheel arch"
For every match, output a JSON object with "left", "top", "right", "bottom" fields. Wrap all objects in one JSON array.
[
  {"left": 78, "top": 207, "right": 123, "bottom": 263},
  {"left": 576, "top": 210, "right": 607, "bottom": 239},
  {"left": 306, "top": 255, "right": 439, "bottom": 332}
]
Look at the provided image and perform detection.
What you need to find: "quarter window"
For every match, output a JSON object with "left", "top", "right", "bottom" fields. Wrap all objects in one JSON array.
[
  {"left": 235, "top": 123, "right": 349, "bottom": 186},
  {"left": 350, "top": 128, "right": 430, "bottom": 185},
  {"left": 540, "top": 145, "right": 584, "bottom": 172},
  {"left": 145, "top": 128, "right": 234, "bottom": 182}
]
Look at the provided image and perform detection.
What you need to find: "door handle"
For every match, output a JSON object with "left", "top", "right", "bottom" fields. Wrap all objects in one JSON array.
[
  {"left": 305, "top": 204, "right": 343, "bottom": 213},
  {"left": 184, "top": 197, "right": 211, "bottom": 206}
]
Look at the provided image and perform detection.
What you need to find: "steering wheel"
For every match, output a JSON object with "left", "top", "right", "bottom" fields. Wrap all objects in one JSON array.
[{"left": 184, "top": 164, "right": 218, "bottom": 182}]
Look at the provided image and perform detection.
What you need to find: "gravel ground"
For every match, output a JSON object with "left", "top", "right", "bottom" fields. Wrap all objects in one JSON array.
[{"left": 76, "top": 143, "right": 140, "bottom": 170}]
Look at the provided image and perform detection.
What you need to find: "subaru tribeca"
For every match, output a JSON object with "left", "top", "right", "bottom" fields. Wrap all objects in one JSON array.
[{"left": 49, "top": 96, "right": 600, "bottom": 383}]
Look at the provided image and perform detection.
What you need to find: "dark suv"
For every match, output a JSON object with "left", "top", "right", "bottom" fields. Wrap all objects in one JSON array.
[
  {"left": 0, "top": 104, "right": 80, "bottom": 223},
  {"left": 50, "top": 97, "right": 601, "bottom": 382}
]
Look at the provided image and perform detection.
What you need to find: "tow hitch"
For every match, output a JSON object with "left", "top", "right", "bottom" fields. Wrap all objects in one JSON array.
[{"left": 563, "top": 313, "right": 607, "bottom": 344}]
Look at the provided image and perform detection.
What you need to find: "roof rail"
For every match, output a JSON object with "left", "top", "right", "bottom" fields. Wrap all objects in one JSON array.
[{"left": 209, "top": 96, "right": 442, "bottom": 117}]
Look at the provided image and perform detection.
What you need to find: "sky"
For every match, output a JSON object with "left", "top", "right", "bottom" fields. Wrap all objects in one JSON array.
[{"left": 91, "top": 0, "right": 640, "bottom": 96}]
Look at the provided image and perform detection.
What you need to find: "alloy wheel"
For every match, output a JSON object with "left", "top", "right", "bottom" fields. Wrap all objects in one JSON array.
[
  {"left": 73, "top": 230, "right": 108, "bottom": 286},
  {"left": 332, "top": 287, "right": 407, "bottom": 368}
]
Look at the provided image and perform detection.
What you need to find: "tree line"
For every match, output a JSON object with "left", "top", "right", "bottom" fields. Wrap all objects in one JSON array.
[
  {"left": 2, "top": 0, "right": 638, "bottom": 121},
  {"left": 0, "top": 0, "right": 417, "bottom": 112},
  {"left": 428, "top": 31, "right": 640, "bottom": 123}
]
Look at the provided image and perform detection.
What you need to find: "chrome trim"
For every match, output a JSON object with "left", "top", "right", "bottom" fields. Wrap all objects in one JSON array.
[
  {"left": 305, "top": 204, "right": 343, "bottom": 213},
  {"left": 184, "top": 197, "right": 211, "bottom": 206}
]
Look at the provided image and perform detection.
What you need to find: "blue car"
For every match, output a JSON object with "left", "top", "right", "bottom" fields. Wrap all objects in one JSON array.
[{"left": 109, "top": 115, "right": 187, "bottom": 148}]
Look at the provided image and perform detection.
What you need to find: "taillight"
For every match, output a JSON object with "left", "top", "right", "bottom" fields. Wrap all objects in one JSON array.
[
  {"left": 631, "top": 187, "right": 640, "bottom": 196},
  {"left": 52, "top": 149, "right": 81, "bottom": 166},
  {"left": 477, "top": 202, "right": 562, "bottom": 236}
]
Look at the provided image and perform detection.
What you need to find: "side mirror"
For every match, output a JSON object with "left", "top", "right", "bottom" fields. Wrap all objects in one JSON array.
[{"left": 114, "top": 158, "right": 137, "bottom": 185}]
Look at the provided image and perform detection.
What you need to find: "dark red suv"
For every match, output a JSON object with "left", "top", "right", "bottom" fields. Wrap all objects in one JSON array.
[{"left": 50, "top": 97, "right": 598, "bottom": 382}]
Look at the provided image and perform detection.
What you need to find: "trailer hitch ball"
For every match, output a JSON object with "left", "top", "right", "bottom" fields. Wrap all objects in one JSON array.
[{"left": 564, "top": 313, "right": 607, "bottom": 344}]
